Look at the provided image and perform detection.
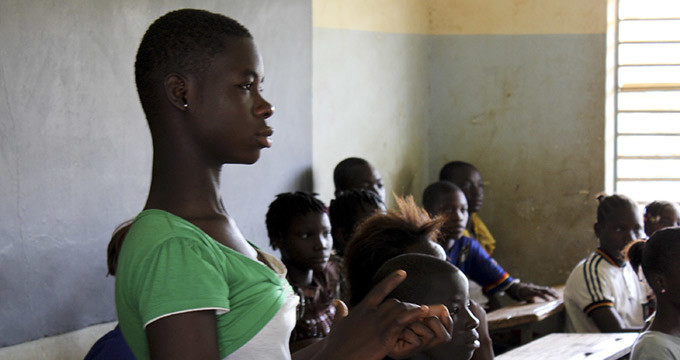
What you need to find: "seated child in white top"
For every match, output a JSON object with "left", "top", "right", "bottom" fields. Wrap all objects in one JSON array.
[{"left": 564, "top": 194, "right": 648, "bottom": 333}]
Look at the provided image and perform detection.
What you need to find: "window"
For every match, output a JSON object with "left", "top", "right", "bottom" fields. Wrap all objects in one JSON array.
[{"left": 613, "top": 0, "right": 680, "bottom": 203}]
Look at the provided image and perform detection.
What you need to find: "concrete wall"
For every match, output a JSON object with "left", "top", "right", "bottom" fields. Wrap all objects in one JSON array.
[
  {"left": 0, "top": 0, "right": 311, "bottom": 347},
  {"left": 314, "top": 0, "right": 607, "bottom": 285}
]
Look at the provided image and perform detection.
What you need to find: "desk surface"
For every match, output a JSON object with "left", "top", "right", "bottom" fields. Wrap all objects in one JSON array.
[
  {"left": 496, "top": 332, "right": 639, "bottom": 360},
  {"left": 487, "top": 285, "right": 565, "bottom": 331}
]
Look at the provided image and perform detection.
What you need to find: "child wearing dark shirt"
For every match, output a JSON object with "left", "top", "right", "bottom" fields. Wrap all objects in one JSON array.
[
  {"left": 266, "top": 192, "right": 338, "bottom": 351},
  {"left": 422, "top": 181, "right": 557, "bottom": 305}
]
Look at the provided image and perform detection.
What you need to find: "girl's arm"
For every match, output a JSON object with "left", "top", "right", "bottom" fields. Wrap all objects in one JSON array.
[
  {"left": 146, "top": 310, "right": 220, "bottom": 360},
  {"left": 590, "top": 307, "right": 642, "bottom": 333}
]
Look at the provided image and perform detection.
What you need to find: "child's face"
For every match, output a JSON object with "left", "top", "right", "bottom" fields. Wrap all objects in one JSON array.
[
  {"left": 344, "top": 164, "right": 385, "bottom": 202},
  {"left": 644, "top": 204, "right": 680, "bottom": 237},
  {"left": 596, "top": 207, "right": 643, "bottom": 262},
  {"left": 431, "top": 190, "right": 469, "bottom": 240},
  {"left": 422, "top": 271, "right": 480, "bottom": 360},
  {"left": 279, "top": 212, "right": 333, "bottom": 273},
  {"left": 445, "top": 167, "right": 484, "bottom": 214},
  {"left": 188, "top": 37, "right": 274, "bottom": 165}
]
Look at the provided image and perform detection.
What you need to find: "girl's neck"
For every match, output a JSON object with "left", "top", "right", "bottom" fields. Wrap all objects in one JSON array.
[
  {"left": 145, "top": 139, "right": 225, "bottom": 218},
  {"left": 649, "top": 300, "right": 680, "bottom": 337},
  {"left": 284, "top": 261, "right": 314, "bottom": 287}
]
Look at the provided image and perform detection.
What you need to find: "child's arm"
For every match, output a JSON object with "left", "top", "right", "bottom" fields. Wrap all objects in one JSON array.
[
  {"left": 146, "top": 310, "right": 220, "bottom": 360},
  {"left": 293, "top": 270, "right": 453, "bottom": 360},
  {"left": 590, "top": 307, "right": 642, "bottom": 333}
]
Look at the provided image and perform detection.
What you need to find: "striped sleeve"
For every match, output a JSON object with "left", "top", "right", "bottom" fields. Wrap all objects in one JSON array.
[{"left": 582, "top": 254, "right": 614, "bottom": 315}]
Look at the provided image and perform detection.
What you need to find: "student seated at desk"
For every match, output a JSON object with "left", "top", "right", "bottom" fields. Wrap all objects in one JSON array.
[
  {"left": 564, "top": 194, "right": 649, "bottom": 333},
  {"left": 345, "top": 195, "right": 495, "bottom": 360},
  {"left": 422, "top": 181, "right": 558, "bottom": 306},
  {"left": 265, "top": 192, "right": 339, "bottom": 352},
  {"left": 643, "top": 200, "right": 680, "bottom": 238},
  {"left": 628, "top": 228, "right": 680, "bottom": 359},
  {"left": 439, "top": 161, "right": 494, "bottom": 255},
  {"left": 373, "top": 254, "right": 482, "bottom": 360}
]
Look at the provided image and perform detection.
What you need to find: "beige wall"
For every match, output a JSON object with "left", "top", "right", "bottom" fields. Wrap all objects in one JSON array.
[{"left": 313, "top": 0, "right": 607, "bottom": 285}]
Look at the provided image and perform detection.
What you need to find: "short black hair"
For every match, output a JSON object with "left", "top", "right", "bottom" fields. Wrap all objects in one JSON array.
[
  {"left": 265, "top": 192, "right": 327, "bottom": 249},
  {"left": 328, "top": 189, "right": 385, "bottom": 254},
  {"left": 596, "top": 193, "right": 638, "bottom": 224},
  {"left": 333, "top": 157, "right": 370, "bottom": 191},
  {"left": 372, "top": 254, "right": 460, "bottom": 302},
  {"left": 422, "top": 181, "right": 461, "bottom": 216},
  {"left": 627, "top": 228, "right": 680, "bottom": 289},
  {"left": 644, "top": 200, "right": 678, "bottom": 220},
  {"left": 135, "top": 9, "right": 252, "bottom": 115},
  {"left": 439, "top": 161, "right": 475, "bottom": 182}
]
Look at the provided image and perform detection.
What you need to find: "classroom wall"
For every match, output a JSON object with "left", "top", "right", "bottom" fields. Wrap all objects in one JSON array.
[
  {"left": 0, "top": 0, "right": 311, "bottom": 348},
  {"left": 313, "top": 0, "right": 607, "bottom": 285},
  {"left": 312, "top": 1, "right": 432, "bottom": 207}
]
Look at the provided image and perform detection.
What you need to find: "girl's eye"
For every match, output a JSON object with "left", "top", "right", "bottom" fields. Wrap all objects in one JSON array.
[
  {"left": 239, "top": 82, "right": 253, "bottom": 90},
  {"left": 450, "top": 306, "right": 459, "bottom": 315},
  {"left": 299, "top": 233, "right": 309, "bottom": 239},
  {"left": 615, "top": 227, "right": 624, "bottom": 232}
]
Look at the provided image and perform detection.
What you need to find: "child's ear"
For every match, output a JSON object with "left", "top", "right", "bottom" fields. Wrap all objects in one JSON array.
[
  {"left": 593, "top": 222, "right": 602, "bottom": 238},
  {"left": 270, "top": 236, "right": 283, "bottom": 250},
  {"left": 164, "top": 73, "right": 189, "bottom": 112}
]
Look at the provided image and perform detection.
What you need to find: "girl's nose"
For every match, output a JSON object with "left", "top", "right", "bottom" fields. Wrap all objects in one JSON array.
[{"left": 257, "top": 98, "right": 275, "bottom": 119}]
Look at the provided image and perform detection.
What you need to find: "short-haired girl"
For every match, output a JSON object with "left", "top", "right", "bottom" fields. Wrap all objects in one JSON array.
[{"left": 112, "top": 9, "right": 451, "bottom": 360}]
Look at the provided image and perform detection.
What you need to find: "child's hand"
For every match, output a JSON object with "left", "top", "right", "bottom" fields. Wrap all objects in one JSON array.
[
  {"left": 322, "top": 270, "right": 452, "bottom": 360},
  {"left": 508, "top": 282, "right": 559, "bottom": 302}
]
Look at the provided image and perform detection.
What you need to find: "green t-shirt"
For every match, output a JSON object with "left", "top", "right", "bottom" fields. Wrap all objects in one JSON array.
[{"left": 115, "top": 209, "right": 288, "bottom": 359}]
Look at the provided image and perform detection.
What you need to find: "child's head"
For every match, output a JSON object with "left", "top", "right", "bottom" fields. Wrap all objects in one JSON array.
[
  {"left": 644, "top": 200, "right": 680, "bottom": 237},
  {"left": 594, "top": 194, "right": 643, "bottom": 263},
  {"left": 266, "top": 192, "right": 332, "bottom": 273},
  {"left": 423, "top": 181, "right": 469, "bottom": 241},
  {"left": 137, "top": 9, "right": 274, "bottom": 165},
  {"left": 328, "top": 188, "right": 386, "bottom": 256},
  {"left": 333, "top": 157, "right": 385, "bottom": 202},
  {"left": 373, "top": 254, "right": 480, "bottom": 360},
  {"left": 344, "top": 195, "right": 445, "bottom": 307},
  {"left": 627, "top": 227, "right": 680, "bottom": 302},
  {"left": 439, "top": 161, "right": 484, "bottom": 214}
]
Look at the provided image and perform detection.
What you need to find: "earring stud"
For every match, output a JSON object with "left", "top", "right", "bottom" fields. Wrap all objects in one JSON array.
[{"left": 183, "top": 103, "right": 188, "bottom": 109}]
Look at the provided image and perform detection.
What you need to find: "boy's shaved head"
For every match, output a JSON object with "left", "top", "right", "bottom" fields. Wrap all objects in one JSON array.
[
  {"left": 373, "top": 253, "right": 462, "bottom": 302},
  {"left": 422, "top": 181, "right": 461, "bottom": 214},
  {"left": 439, "top": 161, "right": 476, "bottom": 182}
]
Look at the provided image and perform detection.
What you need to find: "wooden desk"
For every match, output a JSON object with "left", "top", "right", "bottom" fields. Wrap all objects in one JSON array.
[
  {"left": 487, "top": 285, "right": 565, "bottom": 331},
  {"left": 496, "top": 332, "right": 639, "bottom": 360},
  {"left": 487, "top": 285, "right": 564, "bottom": 344}
]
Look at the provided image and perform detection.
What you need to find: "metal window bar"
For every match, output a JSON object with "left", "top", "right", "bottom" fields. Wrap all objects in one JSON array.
[{"left": 615, "top": 1, "right": 680, "bottom": 199}]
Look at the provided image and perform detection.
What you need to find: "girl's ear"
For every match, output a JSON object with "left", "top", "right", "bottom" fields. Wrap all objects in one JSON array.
[
  {"left": 164, "top": 73, "right": 189, "bottom": 111},
  {"left": 594, "top": 222, "right": 602, "bottom": 238}
]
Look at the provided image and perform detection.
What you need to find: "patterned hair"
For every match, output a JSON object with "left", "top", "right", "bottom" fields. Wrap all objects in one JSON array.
[
  {"left": 644, "top": 200, "right": 678, "bottom": 224},
  {"left": 344, "top": 195, "right": 444, "bottom": 306},
  {"left": 266, "top": 192, "right": 327, "bottom": 249},
  {"left": 135, "top": 9, "right": 252, "bottom": 115},
  {"left": 333, "top": 157, "right": 370, "bottom": 191},
  {"left": 595, "top": 193, "right": 638, "bottom": 224},
  {"left": 328, "top": 189, "right": 385, "bottom": 255},
  {"left": 439, "top": 161, "right": 475, "bottom": 183}
]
